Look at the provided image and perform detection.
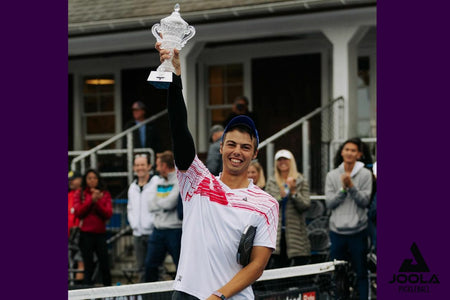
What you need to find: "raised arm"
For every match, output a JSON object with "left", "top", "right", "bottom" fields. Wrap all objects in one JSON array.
[{"left": 157, "top": 43, "right": 195, "bottom": 171}]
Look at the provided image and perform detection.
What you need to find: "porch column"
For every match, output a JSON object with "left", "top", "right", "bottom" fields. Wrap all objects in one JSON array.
[
  {"left": 323, "top": 25, "right": 369, "bottom": 139},
  {"left": 179, "top": 41, "right": 206, "bottom": 150}
]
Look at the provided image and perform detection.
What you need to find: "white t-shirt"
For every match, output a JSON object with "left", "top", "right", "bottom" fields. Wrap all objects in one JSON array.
[{"left": 173, "top": 156, "right": 279, "bottom": 299}]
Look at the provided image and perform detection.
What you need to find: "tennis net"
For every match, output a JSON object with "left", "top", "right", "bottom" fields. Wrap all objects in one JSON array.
[{"left": 68, "top": 260, "right": 347, "bottom": 300}]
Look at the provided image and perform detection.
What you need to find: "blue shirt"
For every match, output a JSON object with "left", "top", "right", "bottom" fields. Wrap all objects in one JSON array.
[{"left": 136, "top": 121, "right": 146, "bottom": 147}]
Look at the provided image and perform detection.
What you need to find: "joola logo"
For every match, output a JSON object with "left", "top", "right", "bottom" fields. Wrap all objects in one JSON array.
[{"left": 389, "top": 242, "right": 440, "bottom": 293}]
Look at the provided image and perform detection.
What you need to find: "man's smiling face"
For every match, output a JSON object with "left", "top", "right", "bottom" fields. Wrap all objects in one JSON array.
[{"left": 220, "top": 129, "right": 257, "bottom": 176}]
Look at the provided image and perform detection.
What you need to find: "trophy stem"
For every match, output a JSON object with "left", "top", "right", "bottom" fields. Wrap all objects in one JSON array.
[{"left": 148, "top": 49, "right": 175, "bottom": 89}]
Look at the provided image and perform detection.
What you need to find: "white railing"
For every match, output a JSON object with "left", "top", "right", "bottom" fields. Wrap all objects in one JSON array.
[
  {"left": 69, "top": 109, "right": 167, "bottom": 184},
  {"left": 68, "top": 260, "right": 347, "bottom": 300},
  {"left": 257, "top": 96, "right": 345, "bottom": 182}
]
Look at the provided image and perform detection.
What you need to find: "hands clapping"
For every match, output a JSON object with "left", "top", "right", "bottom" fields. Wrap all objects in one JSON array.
[
  {"left": 280, "top": 177, "right": 296, "bottom": 198},
  {"left": 341, "top": 173, "right": 354, "bottom": 189},
  {"left": 91, "top": 188, "right": 103, "bottom": 203}
]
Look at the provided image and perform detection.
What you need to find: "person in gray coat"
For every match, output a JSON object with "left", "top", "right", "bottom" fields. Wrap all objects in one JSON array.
[{"left": 265, "top": 149, "right": 311, "bottom": 268}]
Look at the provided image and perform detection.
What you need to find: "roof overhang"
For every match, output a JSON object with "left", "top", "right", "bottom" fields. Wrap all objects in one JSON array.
[{"left": 69, "top": 0, "right": 376, "bottom": 37}]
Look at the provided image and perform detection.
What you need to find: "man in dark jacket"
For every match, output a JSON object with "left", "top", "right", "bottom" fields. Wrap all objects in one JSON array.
[
  {"left": 223, "top": 96, "right": 258, "bottom": 128},
  {"left": 123, "top": 101, "right": 161, "bottom": 153},
  {"left": 205, "top": 124, "right": 224, "bottom": 176}
]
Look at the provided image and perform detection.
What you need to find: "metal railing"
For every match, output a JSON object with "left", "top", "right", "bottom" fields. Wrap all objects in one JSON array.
[
  {"left": 69, "top": 110, "right": 168, "bottom": 275},
  {"left": 69, "top": 96, "right": 347, "bottom": 192},
  {"left": 68, "top": 96, "right": 376, "bottom": 277},
  {"left": 69, "top": 109, "right": 167, "bottom": 184},
  {"left": 257, "top": 96, "right": 346, "bottom": 192}
]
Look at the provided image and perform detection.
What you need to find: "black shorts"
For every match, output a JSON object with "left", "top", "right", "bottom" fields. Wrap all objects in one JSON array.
[{"left": 172, "top": 290, "right": 200, "bottom": 300}]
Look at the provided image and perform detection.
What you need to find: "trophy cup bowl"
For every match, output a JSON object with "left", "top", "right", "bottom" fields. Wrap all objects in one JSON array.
[{"left": 148, "top": 3, "right": 196, "bottom": 89}]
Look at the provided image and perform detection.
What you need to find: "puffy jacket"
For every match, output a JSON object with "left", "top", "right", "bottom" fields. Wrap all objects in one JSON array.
[
  {"left": 127, "top": 177, "right": 156, "bottom": 236},
  {"left": 73, "top": 188, "right": 113, "bottom": 234},
  {"left": 265, "top": 174, "right": 311, "bottom": 258}
]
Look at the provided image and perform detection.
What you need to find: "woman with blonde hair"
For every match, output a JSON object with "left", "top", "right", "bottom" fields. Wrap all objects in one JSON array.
[
  {"left": 265, "top": 149, "right": 311, "bottom": 268},
  {"left": 248, "top": 160, "right": 266, "bottom": 189}
]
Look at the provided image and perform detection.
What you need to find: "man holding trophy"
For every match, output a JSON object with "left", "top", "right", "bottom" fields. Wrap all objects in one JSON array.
[{"left": 152, "top": 5, "right": 279, "bottom": 299}]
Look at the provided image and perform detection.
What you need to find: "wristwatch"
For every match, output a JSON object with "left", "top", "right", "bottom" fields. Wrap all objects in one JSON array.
[{"left": 213, "top": 291, "right": 227, "bottom": 300}]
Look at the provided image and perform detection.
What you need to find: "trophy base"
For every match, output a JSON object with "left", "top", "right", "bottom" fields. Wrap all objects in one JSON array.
[{"left": 148, "top": 71, "right": 173, "bottom": 89}]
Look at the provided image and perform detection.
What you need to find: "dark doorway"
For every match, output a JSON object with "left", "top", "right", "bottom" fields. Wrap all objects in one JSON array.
[
  {"left": 251, "top": 53, "right": 323, "bottom": 193},
  {"left": 121, "top": 67, "right": 172, "bottom": 152},
  {"left": 68, "top": 74, "right": 74, "bottom": 151},
  {"left": 95, "top": 67, "right": 173, "bottom": 198}
]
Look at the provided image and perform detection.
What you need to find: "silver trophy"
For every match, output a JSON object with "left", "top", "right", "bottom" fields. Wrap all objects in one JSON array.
[{"left": 148, "top": 3, "right": 196, "bottom": 89}]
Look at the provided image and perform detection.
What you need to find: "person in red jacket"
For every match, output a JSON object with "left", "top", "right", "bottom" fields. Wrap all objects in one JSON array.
[
  {"left": 73, "top": 169, "right": 113, "bottom": 286},
  {"left": 68, "top": 170, "right": 84, "bottom": 282},
  {"left": 68, "top": 170, "right": 82, "bottom": 236}
]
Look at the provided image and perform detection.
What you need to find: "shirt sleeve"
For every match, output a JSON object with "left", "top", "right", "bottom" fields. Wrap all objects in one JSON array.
[
  {"left": 127, "top": 186, "right": 137, "bottom": 230},
  {"left": 168, "top": 75, "right": 196, "bottom": 170},
  {"left": 290, "top": 176, "right": 311, "bottom": 213},
  {"left": 155, "top": 183, "right": 180, "bottom": 211},
  {"left": 253, "top": 197, "right": 279, "bottom": 250},
  {"left": 177, "top": 156, "right": 212, "bottom": 202},
  {"left": 347, "top": 170, "right": 372, "bottom": 208},
  {"left": 73, "top": 189, "right": 93, "bottom": 219},
  {"left": 94, "top": 191, "right": 113, "bottom": 220},
  {"left": 325, "top": 172, "right": 346, "bottom": 209}
]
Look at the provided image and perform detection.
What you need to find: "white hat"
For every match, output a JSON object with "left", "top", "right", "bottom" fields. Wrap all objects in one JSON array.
[{"left": 275, "top": 149, "right": 292, "bottom": 160}]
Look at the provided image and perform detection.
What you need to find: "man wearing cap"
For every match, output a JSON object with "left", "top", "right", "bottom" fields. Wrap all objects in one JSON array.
[
  {"left": 123, "top": 101, "right": 161, "bottom": 153},
  {"left": 157, "top": 43, "right": 279, "bottom": 300},
  {"left": 206, "top": 124, "right": 224, "bottom": 176}
]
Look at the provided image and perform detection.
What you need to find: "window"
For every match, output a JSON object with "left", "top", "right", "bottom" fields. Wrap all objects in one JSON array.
[
  {"left": 82, "top": 75, "right": 116, "bottom": 149},
  {"left": 207, "top": 64, "right": 244, "bottom": 125},
  {"left": 357, "top": 56, "right": 374, "bottom": 137}
]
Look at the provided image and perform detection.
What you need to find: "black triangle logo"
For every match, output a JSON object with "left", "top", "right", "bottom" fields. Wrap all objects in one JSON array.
[{"left": 398, "top": 242, "right": 430, "bottom": 273}]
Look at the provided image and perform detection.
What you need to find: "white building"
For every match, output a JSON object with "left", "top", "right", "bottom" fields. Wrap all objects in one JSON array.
[{"left": 69, "top": 0, "right": 376, "bottom": 194}]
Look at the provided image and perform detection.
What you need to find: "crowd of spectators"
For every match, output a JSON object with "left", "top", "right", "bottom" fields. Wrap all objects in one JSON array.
[{"left": 69, "top": 97, "right": 376, "bottom": 300}]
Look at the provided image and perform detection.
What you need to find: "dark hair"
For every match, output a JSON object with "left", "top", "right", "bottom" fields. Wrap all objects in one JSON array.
[
  {"left": 222, "top": 124, "right": 258, "bottom": 150},
  {"left": 333, "top": 137, "right": 372, "bottom": 168},
  {"left": 234, "top": 96, "right": 249, "bottom": 106},
  {"left": 334, "top": 138, "right": 376, "bottom": 201},
  {"left": 81, "top": 169, "right": 107, "bottom": 191},
  {"left": 157, "top": 150, "right": 175, "bottom": 169}
]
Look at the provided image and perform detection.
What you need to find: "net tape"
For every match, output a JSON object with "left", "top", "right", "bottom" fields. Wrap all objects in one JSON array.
[{"left": 68, "top": 260, "right": 346, "bottom": 300}]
